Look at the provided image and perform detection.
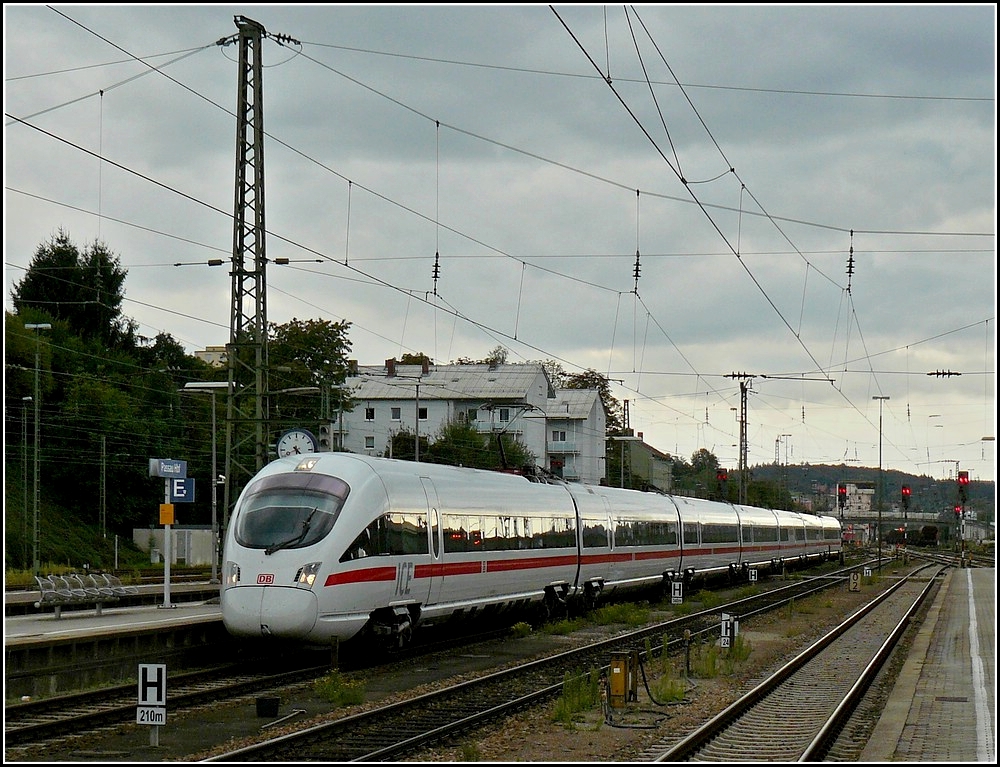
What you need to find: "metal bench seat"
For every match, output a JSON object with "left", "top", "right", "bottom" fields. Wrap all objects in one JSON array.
[
  {"left": 33, "top": 573, "right": 123, "bottom": 618},
  {"left": 101, "top": 573, "right": 139, "bottom": 597}
]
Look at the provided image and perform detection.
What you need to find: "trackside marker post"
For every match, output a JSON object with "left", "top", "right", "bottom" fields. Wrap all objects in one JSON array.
[{"left": 137, "top": 663, "right": 167, "bottom": 746}]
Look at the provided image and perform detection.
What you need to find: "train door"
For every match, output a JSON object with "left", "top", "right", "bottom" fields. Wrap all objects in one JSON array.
[
  {"left": 420, "top": 477, "right": 445, "bottom": 606},
  {"left": 602, "top": 497, "right": 623, "bottom": 581}
]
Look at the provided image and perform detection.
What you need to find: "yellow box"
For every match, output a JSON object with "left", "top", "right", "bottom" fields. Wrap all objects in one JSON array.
[{"left": 159, "top": 503, "right": 175, "bottom": 525}]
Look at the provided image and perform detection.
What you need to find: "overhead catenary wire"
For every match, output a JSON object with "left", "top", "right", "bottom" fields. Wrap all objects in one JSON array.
[{"left": 6, "top": 7, "right": 993, "bottom": 472}]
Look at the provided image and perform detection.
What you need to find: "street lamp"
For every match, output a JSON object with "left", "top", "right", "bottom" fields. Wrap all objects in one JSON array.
[
  {"left": 873, "top": 395, "right": 890, "bottom": 570},
  {"left": 182, "top": 381, "right": 229, "bottom": 584},
  {"left": 22, "top": 396, "right": 32, "bottom": 568},
  {"left": 26, "top": 323, "right": 51, "bottom": 576}
]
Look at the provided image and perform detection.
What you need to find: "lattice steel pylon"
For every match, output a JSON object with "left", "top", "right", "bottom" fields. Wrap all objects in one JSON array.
[{"left": 221, "top": 15, "right": 270, "bottom": 530}]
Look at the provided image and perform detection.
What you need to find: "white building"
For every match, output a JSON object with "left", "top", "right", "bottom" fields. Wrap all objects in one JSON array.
[
  {"left": 323, "top": 359, "right": 607, "bottom": 484},
  {"left": 541, "top": 388, "right": 606, "bottom": 482},
  {"left": 194, "top": 345, "right": 227, "bottom": 368}
]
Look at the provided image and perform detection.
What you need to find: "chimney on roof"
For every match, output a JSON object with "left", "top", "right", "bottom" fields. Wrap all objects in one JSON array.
[{"left": 386, "top": 358, "right": 396, "bottom": 377}]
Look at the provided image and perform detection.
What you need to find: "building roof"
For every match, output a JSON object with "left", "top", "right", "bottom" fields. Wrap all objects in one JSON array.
[
  {"left": 350, "top": 363, "right": 551, "bottom": 402},
  {"left": 546, "top": 389, "right": 600, "bottom": 420}
]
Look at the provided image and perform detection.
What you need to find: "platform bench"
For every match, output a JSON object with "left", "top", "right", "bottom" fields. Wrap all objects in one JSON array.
[{"left": 34, "top": 573, "right": 121, "bottom": 618}]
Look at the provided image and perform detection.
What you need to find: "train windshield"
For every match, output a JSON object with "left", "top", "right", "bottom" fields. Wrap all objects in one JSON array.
[{"left": 234, "top": 472, "right": 349, "bottom": 553}]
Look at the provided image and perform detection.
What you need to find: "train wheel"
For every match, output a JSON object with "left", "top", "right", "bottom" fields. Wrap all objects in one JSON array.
[
  {"left": 542, "top": 589, "right": 568, "bottom": 623},
  {"left": 392, "top": 623, "right": 413, "bottom": 652},
  {"left": 382, "top": 619, "right": 412, "bottom": 653}
]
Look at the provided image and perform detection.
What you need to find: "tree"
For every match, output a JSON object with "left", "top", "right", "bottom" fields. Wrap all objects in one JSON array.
[
  {"left": 268, "top": 317, "right": 354, "bottom": 424},
  {"left": 399, "top": 352, "right": 432, "bottom": 366},
  {"left": 424, "top": 420, "right": 488, "bottom": 467},
  {"left": 386, "top": 427, "right": 431, "bottom": 462},
  {"left": 388, "top": 419, "right": 536, "bottom": 471},
  {"left": 11, "top": 230, "right": 136, "bottom": 347},
  {"left": 564, "top": 368, "right": 623, "bottom": 433},
  {"left": 452, "top": 345, "right": 509, "bottom": 365}
]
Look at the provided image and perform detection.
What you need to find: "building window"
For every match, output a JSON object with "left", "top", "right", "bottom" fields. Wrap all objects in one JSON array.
[
  {"left": 499, "top": 408, "right": 510, "bottom": 422},
  {"left": 365, "top": 407, "right": 375, "bottom": 421},
  {"left": 391, "top": 407, "right": 401, "bottom": 421},
  {"left": 418, "top": 407, "right": 427, "bottom": 421},
  {"left": 364, "top": 436, "right": 375, "bottom": 450}
]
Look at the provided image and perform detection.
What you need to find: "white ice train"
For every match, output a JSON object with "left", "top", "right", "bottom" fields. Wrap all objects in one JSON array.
[{"left": 221, "top": 452, "right": 842, "bottom": 648}]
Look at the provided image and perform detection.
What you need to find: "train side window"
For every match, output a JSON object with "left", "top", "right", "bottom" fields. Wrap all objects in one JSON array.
[
  {"left": 341, "top": 529, "right": 371, "bottom": 562},
  {"left": 702, "top": 523, "right": 738, "bottom": 544},
  {"left": 756, "top": 526, "right": 778, "bottom": 543},
  {"left": 389, "top": 512, "right": 428, "bottom": 555},
  {"left": 683, "top": 522, "right": 699, "bottom": 545},
  {"left": 582, "top": 517, "right": 609, "bottom": 548},
  {"left": 443, "top": 514, "right": 468, "bottom": 553},
  {"left": 613, "top": 519, "right": 634, "bottom": 546},
  {"left": 521, "top": 517, "right": 534, "bottom": 549}
]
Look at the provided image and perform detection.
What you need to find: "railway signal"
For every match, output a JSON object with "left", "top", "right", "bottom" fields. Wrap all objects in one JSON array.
[
  {"left": 957, "top": 471, "right": 969, "bottom": 504},
  {"left": 901, "top": 485, "right": 911, "bottom": 511}
]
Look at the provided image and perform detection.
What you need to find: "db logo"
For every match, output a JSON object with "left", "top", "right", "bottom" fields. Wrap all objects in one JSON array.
[{"left": 257, "top": 573, "right": 275, "bottom": 585}]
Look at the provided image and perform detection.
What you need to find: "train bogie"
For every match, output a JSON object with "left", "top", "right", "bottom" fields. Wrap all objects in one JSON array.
[{"left": 220, "top": 452, "right": 841, "bottom": 648}]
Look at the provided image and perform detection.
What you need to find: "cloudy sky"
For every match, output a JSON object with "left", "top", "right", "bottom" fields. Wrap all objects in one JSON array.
[{"left": 4, "top": 4, "right": 996, "bottom": 482}]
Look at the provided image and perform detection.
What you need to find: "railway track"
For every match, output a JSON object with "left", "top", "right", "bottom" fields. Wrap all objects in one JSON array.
[
  {"left": 4, "top": 560, "right": 876, "bottom": 761},
  {"left": 3, "top": 661, "right": 327, "bottom": 754},
  {"left": 202, "top": 566, "right": 870, "bottom": 762},
  {"left": 642, "top": 562, "right": 945, "bottom": 762},
  {"left": 2, "top": 619, "right": 515, "bottom": 760}
]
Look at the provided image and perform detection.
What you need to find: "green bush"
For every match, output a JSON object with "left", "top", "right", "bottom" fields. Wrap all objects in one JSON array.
[
  {"left": 509, "top": 621, "right": 533, "bottom": 638},
  {"left": 592, "top": 602, "right": 650, "bottom": 627},
  {"left": 545, "top": 616, "right": 587, "bottom": 635},
  {"left": 313, "top": 671, "right": 366, "bottom": 706}
]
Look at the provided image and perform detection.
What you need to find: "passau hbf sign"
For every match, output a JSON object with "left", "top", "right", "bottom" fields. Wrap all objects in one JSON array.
[{"left": 148, "top": 458, "right": 195, "bottom": 608}]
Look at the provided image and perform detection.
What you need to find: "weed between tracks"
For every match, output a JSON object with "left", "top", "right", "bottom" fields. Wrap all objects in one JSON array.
[
  {"left": 312, "top": 670, "right": 366, "bottom": 706},
  {"left": 552, "top": 668, "right": 603, "bottom": 726}
]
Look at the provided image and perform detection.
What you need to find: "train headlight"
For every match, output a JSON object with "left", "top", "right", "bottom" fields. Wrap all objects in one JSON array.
[
  {"left": 295, "top": 561, "right": 322, "bottom": 588},
  {"left": 223, "top": 561, "right": 241, "bottom": 587}
]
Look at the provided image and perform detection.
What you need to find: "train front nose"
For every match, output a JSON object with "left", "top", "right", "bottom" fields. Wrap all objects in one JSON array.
[{"left": 221, "top": 586, "right": 318, "bottom": 638}]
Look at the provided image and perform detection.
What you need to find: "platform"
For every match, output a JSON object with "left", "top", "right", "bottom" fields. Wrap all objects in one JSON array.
[
  {"left": 4, "top": 596, "right": 227, "bottom": 699},
  {"left": 4, "top": 599, "right": 222, "bottom": 646},
  {"left": 862, "top": 566, "right": 995, "bottom": 762}
]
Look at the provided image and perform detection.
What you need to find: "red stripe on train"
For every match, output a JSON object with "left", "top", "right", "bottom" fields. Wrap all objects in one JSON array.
[{"left": 323, "top": 566, "right": 396, "bottom": 586}]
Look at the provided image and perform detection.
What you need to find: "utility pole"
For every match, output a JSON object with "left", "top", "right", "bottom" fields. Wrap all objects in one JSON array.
[
  {"left": 726, "top": 373, "right": 755, "bottom": 505},
  {"left": 873, "top": 395, "right": 890, "bottom": 570}
]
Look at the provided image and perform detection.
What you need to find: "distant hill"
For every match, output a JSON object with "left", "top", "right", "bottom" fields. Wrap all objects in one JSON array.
[{"left": 749, "top": 463, "right": 994, "bottom": 522}]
